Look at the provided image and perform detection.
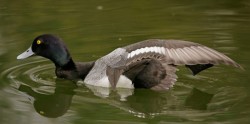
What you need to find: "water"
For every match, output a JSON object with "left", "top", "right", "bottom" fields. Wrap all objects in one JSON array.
[{"left": 1, "top": 0, "right": 250, "bottom": 123}]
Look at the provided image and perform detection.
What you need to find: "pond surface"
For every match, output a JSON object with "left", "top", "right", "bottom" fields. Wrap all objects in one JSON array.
[{"left": 1, "top": 0, "right": 250, "bottom": 123}]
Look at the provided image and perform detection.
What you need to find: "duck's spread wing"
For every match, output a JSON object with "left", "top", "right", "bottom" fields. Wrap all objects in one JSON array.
[
  {"left": 123, "top": 39, "right": 241, "bottom": 74},
  {"left": 103, "top": 39, "right": 240, "bottom": 89}
]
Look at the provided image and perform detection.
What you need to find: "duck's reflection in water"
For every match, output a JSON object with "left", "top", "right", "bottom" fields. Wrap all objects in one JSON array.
[
  {"left": 18, "top": 80, "right": 214, "bottom": 118},
  {"left": 18, "top": 79, "right": 77, "bottom": 118},
  {"left": 86, "top": 85, "right": 214, "bottom": 118},
  {"left": 84, "top": 84, "right": 134, "bottom": 100},
  {"left": 185, "top": 88, "right": 214, "bottom": 110},
  {"left": 122, "top": 89, "right": 176, "bottom": 118}
]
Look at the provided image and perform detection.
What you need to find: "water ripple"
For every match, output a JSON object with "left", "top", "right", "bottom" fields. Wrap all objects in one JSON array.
[{"left": 1, "top": 59, "right": 55, "bottom": 89}]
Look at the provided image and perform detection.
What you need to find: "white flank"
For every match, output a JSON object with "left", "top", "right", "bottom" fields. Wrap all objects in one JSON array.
[
  {"left": 116, "top": 75, "right": 134, "bottom": 88},
  {"left": 87, "top": 77, "right": 111, "bottom": 87},
  {"left": 127, "top": 46, "right": 166, "bottom": 58},
  {"left": 86, "top": 75, "right": 134, "bottom": 89}
]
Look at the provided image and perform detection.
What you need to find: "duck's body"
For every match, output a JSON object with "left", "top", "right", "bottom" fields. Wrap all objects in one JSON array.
[{"left": 17, "top": 34, "right": 241, "bottom": 90}]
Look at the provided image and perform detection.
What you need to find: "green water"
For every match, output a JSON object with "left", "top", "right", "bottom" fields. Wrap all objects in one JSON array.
[{"left": 1, "top": 0, "right": 250, "bottom": 123}]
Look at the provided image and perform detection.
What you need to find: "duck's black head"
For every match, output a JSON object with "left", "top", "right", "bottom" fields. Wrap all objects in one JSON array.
[{"left": 17, "top": 34, "right": 74, "bottom": 67}]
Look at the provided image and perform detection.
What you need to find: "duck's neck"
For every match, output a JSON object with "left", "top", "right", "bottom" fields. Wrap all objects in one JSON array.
[
  {"left": 75, "top": 61, "right": 95, "bottom": 79},
  {"left": 57, "top": 58, "right": 76, "bottom": 70},
  {"left": 55, "top": 58, "right": 77, "bottom": 79},
  {"left": 55, "top": 58, "right": 95, "bottom": 80}
]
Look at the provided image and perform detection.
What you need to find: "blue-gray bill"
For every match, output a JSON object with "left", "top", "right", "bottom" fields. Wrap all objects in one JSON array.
[{"left": 17, "top": 46, "right": 34, "bottom": 59}]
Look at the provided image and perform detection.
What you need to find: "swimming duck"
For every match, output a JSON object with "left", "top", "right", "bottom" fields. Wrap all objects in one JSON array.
[{"left": 17, "top": 34, "right": 241, "bottom": 90}]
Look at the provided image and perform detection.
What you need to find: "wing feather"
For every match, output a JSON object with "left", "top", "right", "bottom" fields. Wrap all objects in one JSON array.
[{"left": 123, "top": 39, "right": 240, "bottom": 68}]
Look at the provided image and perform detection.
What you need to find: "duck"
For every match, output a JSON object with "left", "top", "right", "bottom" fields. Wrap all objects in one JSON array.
[{"left": 17, "top": 34, "right": 241, "bottom": 90}]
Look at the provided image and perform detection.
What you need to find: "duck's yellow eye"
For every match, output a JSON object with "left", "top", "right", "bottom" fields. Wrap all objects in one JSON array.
[{"left": 37, "top": 40, "right": 42, "bottom": 45}]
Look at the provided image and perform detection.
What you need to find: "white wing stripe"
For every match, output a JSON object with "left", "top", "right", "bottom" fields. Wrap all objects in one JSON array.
[
  {"left": 128, "top": 46, "right": 166, "bottom": 58},
  {"left": 161, "top": 47, "right": 166, "bottom": 54}
]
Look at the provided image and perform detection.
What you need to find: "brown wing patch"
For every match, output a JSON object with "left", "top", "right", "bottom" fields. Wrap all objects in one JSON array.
[{"left": 150, "top": 64, "right": 177, "bottom": 91}]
